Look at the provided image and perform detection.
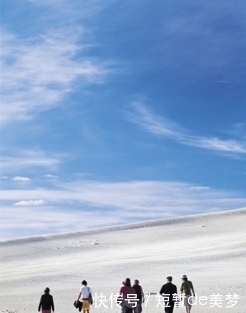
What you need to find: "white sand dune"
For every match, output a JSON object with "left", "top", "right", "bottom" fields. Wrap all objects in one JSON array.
[{"left": 0, "top": 208, "right": 245, "bottom": 313}]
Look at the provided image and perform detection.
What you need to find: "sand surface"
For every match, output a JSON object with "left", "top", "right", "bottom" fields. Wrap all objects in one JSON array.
[{"left": 0, "top": 208, "right": 245, "bottom": 313}]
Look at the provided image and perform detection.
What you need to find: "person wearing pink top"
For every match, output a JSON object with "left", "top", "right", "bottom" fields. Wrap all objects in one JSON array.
[{"left": 118, "top": 278, "right": 137, "bottom": 313}]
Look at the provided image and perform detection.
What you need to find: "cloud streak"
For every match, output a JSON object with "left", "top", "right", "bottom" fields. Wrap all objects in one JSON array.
[
  {"left": 0, "top": 204, "right": 120, "bottom": 240},
  {"left": 1, "top": 29, "right": 108, "bottom": 125},
  {"left": 1, "top": 179, "right": 246, "bottom": 239},
  {"left": 14, "top": 199, "right": 46, "bottom": 206},
  {"left": 2, "top": 180, "right": 245, "bottom": 212},
  {"left": 12, "top": 176, "right": 31, "bottom": 182},
  {"left": 128, "top": 101, "right": 246, "bottom": 156},
  {"left": 0, "top": 149, "right": 62, "bottom": 173}
]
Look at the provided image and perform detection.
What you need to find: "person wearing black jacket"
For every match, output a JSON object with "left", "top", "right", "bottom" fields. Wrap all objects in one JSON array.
[
  {"left": 38, "top": 287, "right": 55, "bottom": 313},
  {"left": 159, "top": 276, "right": 177, "bottom": 313}
]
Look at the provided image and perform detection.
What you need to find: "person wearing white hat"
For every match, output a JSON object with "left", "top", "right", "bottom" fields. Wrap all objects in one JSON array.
[{"left": 180, "top": 275, "right": 195, "bottom": 313}]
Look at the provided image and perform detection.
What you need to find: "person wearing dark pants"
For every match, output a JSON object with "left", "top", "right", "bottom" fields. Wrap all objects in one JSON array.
[
  {"left": 160, "top": 276, "right": 177, "bottom": 313},
  {"left": 132, "top": 279, "right": 145, "bottom": 313}
]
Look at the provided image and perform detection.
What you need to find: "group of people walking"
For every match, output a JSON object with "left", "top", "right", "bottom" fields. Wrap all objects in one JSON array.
[
  {"left": 159, "top": 275, "right": 195, "bottom": 313},
  {"left": 119, "top": 275, "right": 195, "bottom": 313},
  {"left": 38, "top": 275, "right": 195, "bottom": 313},
  {"left": 119, "top": 278, "right": 145, "bottom": 313}
]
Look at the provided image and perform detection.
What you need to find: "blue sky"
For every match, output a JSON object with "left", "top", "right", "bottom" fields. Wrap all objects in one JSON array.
[{"left": 1, "top": 0, "right": 246, "bottom": 240}]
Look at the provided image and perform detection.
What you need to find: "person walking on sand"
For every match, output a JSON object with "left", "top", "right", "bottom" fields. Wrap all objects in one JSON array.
[
  {"left": 132, "top": 279, "right": 145, "bottom": 313},
  {"left": 159, "top": 276, "right": 177, "bottom": 313},
  {"left": 38, "top": 287, "right": 54, "bottom": 313},
  {"left": 77, "top": 280, "right": 92, "bottom": 313},
  {"left": 180, "top": 275, "right": 195, "bottom": 313},
  {"left": 119, "top": 278, "right": 137, "bottom": 313}
]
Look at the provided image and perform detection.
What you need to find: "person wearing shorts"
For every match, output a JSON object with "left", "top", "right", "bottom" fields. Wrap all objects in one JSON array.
[
  {"left": 180, "top": 275, "right": 195, "bottom": 313},
  {"left": 77, "top": 280, "right": 92, "bottom": 313}
]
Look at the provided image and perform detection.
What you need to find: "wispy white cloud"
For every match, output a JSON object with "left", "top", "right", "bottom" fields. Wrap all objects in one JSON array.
[
  {"left": 14, "top": 199, "right": 46, "bottom": 206},
  {"left": 189, "top": 186, "right": 210, "bottom": 191},
  {"left": 0, "top": 204, "right": 119, "bottom": 240},
  {"left": 1, "top": 28, "right": 108, "bottom": 125},
  {"left": 1, "top": 179, "right": 245, "bottom": 239},
  {"left": 0, "top": 149, "right": 62, "bottom": 173},
  {"left": 44, "top": 174, "right": 59, "bottom": 179},
  {"left": 128, "top": 101, "right": 246, "bottom": 155},
  {"left": 184, "top": 136, "right": 246, "bottom": 154},
  {"left": 1, "top": 180, "right": 245, "bottom": 213},
  {"left": 127, "top": 101, "right": 181, "bottom": 137},
  {"left": 12, "top": 176, "right": 31, "bottom": 182}
]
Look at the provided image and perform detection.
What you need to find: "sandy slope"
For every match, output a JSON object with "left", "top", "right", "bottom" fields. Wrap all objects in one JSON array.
[{"left": 0, "top": 208, "right": 245, "bottom": 313}]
